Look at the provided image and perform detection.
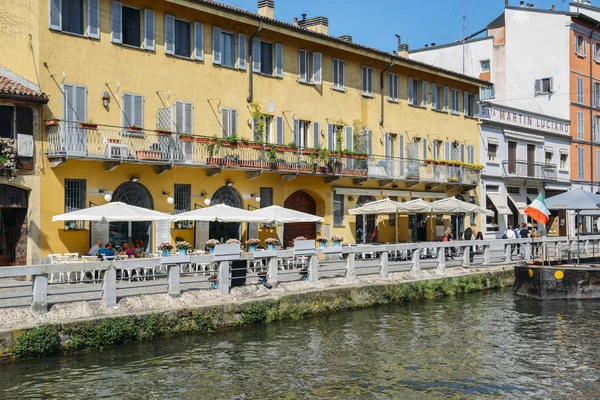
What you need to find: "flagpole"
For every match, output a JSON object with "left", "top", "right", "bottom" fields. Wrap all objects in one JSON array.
[{"left": 577, "top": 210, "right": 581, "bottom": 265}]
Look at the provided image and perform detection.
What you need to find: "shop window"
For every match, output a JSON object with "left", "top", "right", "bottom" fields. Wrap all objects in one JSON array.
[{"left": 333, "top": 194, "right": 344, "bottom": 226}]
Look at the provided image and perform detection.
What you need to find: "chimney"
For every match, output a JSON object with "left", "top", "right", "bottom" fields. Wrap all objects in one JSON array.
[
  {"left": 294, "top": 16, "right": 298, "bottom": 25},
  {"left": 520, "top": 1, "right": 525, "bottom": 6},
  {"left": 258, "top": 0, "right": 274, "bottom": 19},
  {"left": 396, "top": 35, "right": 409, "bottom": 58},
  {"left": 339, "top": 35, "right": 353, "bottom": 43},
  {"left": 551, "top": 4, "right": 555, "bottom": 10},
  {"left": 297, "top": 15, "right": 329, "bottom": 35}
]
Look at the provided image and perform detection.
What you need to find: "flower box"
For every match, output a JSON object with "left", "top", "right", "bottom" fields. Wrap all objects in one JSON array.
[
  {"left": 155, "top": 130, "right": 172, "bottom": 135},
  {"left": 79, "top": 122, "right": 98, "bottom": 130},
  {"left": 180, "top": 135, "right": 194, "bottom": 142},
  {"left": 127, "top": 126, "right": 143, "bottom": 132},
  {"left": 44, "top": 119, "right": 60, "bottom": 127},
  {"left": 136, "top": 150, "right": 162, "bottom": 160}
]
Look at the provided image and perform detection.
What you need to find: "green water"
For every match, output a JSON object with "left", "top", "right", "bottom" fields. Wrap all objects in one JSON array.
[{"left": 3, "top": 289, "right": 600, "bottom": 399}]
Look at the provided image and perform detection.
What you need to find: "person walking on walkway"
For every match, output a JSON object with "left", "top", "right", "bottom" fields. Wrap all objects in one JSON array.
[
  {"left": 463, "top": 227, "right": 474, "bottom": 263},
  {"left": 506, "top": 225, "right": 516, "bottom": 254}
]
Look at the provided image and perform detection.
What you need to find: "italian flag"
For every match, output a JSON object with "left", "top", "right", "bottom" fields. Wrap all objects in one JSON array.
[{"left": 524, "top": 193, "right": 549, "bottom": 224}]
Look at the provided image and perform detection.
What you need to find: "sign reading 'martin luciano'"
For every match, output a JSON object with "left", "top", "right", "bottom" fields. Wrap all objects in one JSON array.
[{"left": 480, "top": 105, "right": 570, "bottom": 135}]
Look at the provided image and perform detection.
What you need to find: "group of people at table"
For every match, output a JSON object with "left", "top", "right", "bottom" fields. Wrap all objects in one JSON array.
[{"left": 87, "top": 240, "right": 146, "bottom": 259}]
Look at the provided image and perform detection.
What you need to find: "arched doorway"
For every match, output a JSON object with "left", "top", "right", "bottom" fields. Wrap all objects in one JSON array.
[
  {"left": 0, "top": 185, "right": 28, "bottom": 266},
  {"left": 356, "top": 195, "right": 376, "bottom": 243},
  {"left": 284, "top": 190, "right": 316, "bottom": 247},
  {"left": 109, "top": 182, "right": 153, "bottom": 252},
  {"left": 210, "top": 186, "right": 243, "bottom": 241}
]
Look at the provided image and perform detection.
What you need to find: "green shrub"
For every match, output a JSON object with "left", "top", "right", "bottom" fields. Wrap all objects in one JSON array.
[
  {"left": 241, "top": 301, "right": 275, "bottom": 325},
  {"left": 12, "top": 325, "right": 60, "bottom": 358}
]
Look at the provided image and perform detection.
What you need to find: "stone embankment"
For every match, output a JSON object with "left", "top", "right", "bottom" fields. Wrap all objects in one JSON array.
[{"left": 0, "top": 265, "right": 514, "bottom": 358}]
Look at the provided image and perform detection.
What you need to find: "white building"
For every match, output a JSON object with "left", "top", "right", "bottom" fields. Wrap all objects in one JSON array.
[{"left": 410, "top": 3, "right": 576, "bottom": 238}]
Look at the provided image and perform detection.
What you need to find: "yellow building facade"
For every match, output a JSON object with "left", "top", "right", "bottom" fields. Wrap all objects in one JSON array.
[{"left": 2, "top": 0, "right": 488, "bottom": 258}]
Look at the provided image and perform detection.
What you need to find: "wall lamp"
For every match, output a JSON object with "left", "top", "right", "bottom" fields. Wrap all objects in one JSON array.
[
  {"left": 130, "top": 176, "right": 140, "bottom": 183},
  {"left": 250, "top": 193, "right": 261, "bottom": 203},
  {"left": 162, "top": 191, "right": 175, "bottom": 205},
  {"left": 226, "top": 181, "right": 234, "bottom": 187},
  {"left": 99, "top": 189, "right": 112, "bottom": 202},
  {"left": 200, "top": 190, "right": 211, "bottom": 206}
]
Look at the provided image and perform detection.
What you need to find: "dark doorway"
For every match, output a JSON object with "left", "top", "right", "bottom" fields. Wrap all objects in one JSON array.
[
  {"left": 109, "top": 182, "right": 153, "bottom": 252},
  {"left": 210, "top": 186, "right": 243, "bottom": 241},
  {"left": 284, "top": 190, "right": 316, "bottom": 247},
  {"left": 0, "top": 185, "right": 29, "bottom": 266},
  {"left": 356, "top": 195, "right": 377, "bottom": 243}
]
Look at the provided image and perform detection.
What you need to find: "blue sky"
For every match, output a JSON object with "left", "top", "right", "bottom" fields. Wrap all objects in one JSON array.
[{"left": 219, "top": 0, "right": 567, "bottom": 50}]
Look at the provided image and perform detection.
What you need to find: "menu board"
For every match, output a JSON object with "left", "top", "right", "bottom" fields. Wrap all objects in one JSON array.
[
  {"left": 195, "top": 221, "right": 209, "bottom": 250},
  {"left": 155, "top": 219, "right": 172, "bottom": 251},
  {"left": 17, "top": 134, "right": 33, "bottom": 157},
  {"left": 90, "top": 221, "right": 109, "bottom": 246}
]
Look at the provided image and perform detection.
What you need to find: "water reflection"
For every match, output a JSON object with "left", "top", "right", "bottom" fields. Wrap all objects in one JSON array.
[{"left": 2, "top": 289, "right": 600, "bottom": 399}]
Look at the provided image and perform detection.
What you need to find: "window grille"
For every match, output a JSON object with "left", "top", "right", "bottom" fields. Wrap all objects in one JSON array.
[{"left": 64, "top": 178, "right": 86, "bottom": 229}]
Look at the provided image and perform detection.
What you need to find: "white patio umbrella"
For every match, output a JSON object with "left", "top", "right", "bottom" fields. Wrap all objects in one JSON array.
[
  {"left": 348, "top": 198, "right": 402, "bottom": 215},
  {"left": 171, "top": 204, "right": 268, "bottom": 223},
  {"left": 249, "top": 205, "right": 323, "bottom": 223},
  {"left": 397, "top": 198, "right": 434, "bottom": 213},
  {"left": 432, "top": 197, "right": 495, "bottom": 217},
  {"left": 52, "top": 202, "right": 172, "bottom": 222}
]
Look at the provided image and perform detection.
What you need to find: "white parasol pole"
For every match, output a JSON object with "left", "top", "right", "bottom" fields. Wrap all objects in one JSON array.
[
  {"left": 395, "top": 211, "right": 398, "bottom": 243},
  {"left": 577, "top": 210, "right": 581, "bottom": 265}
]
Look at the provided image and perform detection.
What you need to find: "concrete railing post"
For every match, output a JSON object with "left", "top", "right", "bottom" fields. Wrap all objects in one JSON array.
[
  {"left": 411, "top": 249, "right": 421, "bottom": 277},
  {"left": 167, "top": 264, "right": 181, "bottom": 297},
  {"left": 525, "top": 242, "right": 532, "bottom": 260},
  {"left": 345, "top": 253, "right": 357, "bottom": 280},
  {"left": 504, "top": 243, "right": 512, "bottom": 263},
  {"left": 102, "top": 265, "right": 117, "bottom": 307},
  {"left": 584, "top": 240, "right": 590, "bottom": 255},
  {"left": 555, "top": 242, "right": 561, "bottom": 262},
  {"left": 462, "top": 245, "right": 470, "bottom": 267},
  {"left": 379, "top": 251, "right": 389, "bottom": 278},
  {"left": 436, "top": 247, "right": 446, "bottom": 273},
  {"left": 31, "top": 274, "right": 48, "bottom": 314},
  {"left": 483, "top": 244, "right": 491, "bottom": 265},
  {"left": 217, "top": 261, "right": 230, "bottom": 295},
  {"left": 308, "top": 255, "right": 319, "bottom": 283},
  {"left": 267, "top": 257, "right": 278, "bottom": 285}
]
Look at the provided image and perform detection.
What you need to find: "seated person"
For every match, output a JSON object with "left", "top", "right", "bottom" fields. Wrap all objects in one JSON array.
[
  {"left": 88, "top": 240, "right": 102, "bottom": 256},
  {"left": 134, "top": 239, "right": 145, "bottom": 258},
  {"left": 97, "top": 242, "right": 115, "bottom": 257},
  {"left": 119, "top": 242, "right": 137, "bottom": 258}
]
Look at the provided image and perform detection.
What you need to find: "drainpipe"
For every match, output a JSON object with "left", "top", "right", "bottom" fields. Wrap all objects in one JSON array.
[
  {"left": 590, "top": 23, "right": 600, "bottom": 193},
  {"left": 379, "top": 57, "right": 395, "bottom": 127},
  {"left": 246, "top": 21, "right": 263, "bottom": 103}
]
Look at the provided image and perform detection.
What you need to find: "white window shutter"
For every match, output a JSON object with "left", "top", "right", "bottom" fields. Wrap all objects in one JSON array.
[
  {"left": 431, "top": 83, "right": 437, "bottom": 109},
  {"left": 584, "top": 37, "right": 588, "bottom": 57},
  {"left": 298, "top": 50, "right": 306, "bottom": 82},
  {"left": 212, "top": 27, "right": 221, "bottom": 65},
  {"left": 237, "top": 33, "right": 246, "bottom": 69},
  {"left": 444, "top": 86, "right": 449, "bottom": 111},
  {"left": 193, "top": 22, "right": 204, "bottom": 60},
  {"left": 174, "top": 102, "right": 184, "bottom": 133},
  {"left": 422, "top": 138, "right": 427, "bottom": 159},
  {"left": 143, "top": 9, "right": 155, "bottom": 50},
  {"left": 221, "top": 109, "right": 228, "bottom": 137},
  {"left": 231, "top": 109, "right": 238, "bottom": 135},
  {"left": 327, "top": 124, "right": 335, "bottom": 150},
  {"left": 421, "top": 81, "right": 427, "bottom": 107},
  {"left": 276, "top": 116, "right": 284, "bottom": 144},
  {"left": 444, "top": 141, "right": 451, "bottom": 160},
  {"left": 122, "top": 93, "right": 132, "bottom": 127},
  {"left": 49, "top": 0, "right": 62, "bottom": 30},
  {"left": 110, "top": 1, "right": 122, "bottom": 44},
  {"left": 474, "top": 94, "right": 479, "bottom": 117},
  {"left": 252, "top": 38, "right": 261, "bottom": 72},
  {"left": 164, "top": 14, "right": 175, "bottom": 55},
  {"left": 88, "top": 0, "right": 100, "bottom": 38},
  {"left": 460, "top": 144, "right": 465, "bottom": 162},
  {"left": 313, "top": 121, "right": 320, "bottom": 148},
  {"left": 534, "top": 79, "right": 541, "bottom": 96},
  {"left": 388, "top": 74, "right": 393, "bottom": 99},
  {"left": 597, "top": 150, "right": 600, "bottom": 181},
  {"left": 312, "top": 52, "right": 322, "bottom": 84},
  {"left": 134, "top": 95, "right": 144, "bottom": 128},
  {"left": 464, "top": 92, "right": 469, "bottom": 115},
  {"left": 549, "top": 77, "right": 553, "bottom": 93},
  {"left": 185, "top": 103, "right": 193, "bottom": 134},
  {"left": 75, "top": 86, "right": 87, "bottom": 122},
  {"left": 292, "top": 119, "right": 299, "bottom": 145},
  {"left": 275, "top": 43, "right": 283, "bottom": 77},
  {"left": 408, "top": 78, "right": 414, "bottom": 104},
  {"left": 345, "top": 126, "right": 353, "bottom": 151}
]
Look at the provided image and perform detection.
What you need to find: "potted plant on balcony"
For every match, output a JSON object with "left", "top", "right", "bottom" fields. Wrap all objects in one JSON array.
[
  {"left": 316, "top": 236, "right": 329, "bottom": 248},
  {"left": 175, "top": 241, "right": 192, "bottom": 256},
  {"left": 44, "top": 118, "right": 60, "bottom": 127},
  {"left": 206, "top": 238, "right": 220, "bottom": 254},
  {"left": 331, "top": 235, "right": 344, "bottom": 247},
  {"left": 0, "top": 138, "right": 18, "bottom": 179},
  {"left": 79, "top": 120, "right": 98, "bottom": 130},
  {"left": 265, "top": 237, "right": 279, "bottom": 250},
  {"left": 223, "top": 134, "right": 239, "bottom": 147},
  {"left": 225, "top": 238, "right": 241, "bottom": 249},
  {"left": 158, "top": 242, "right": 173, "bottom": 257},
  {"left": 246, "top": 238, "right": 261, "bottom": 252}
]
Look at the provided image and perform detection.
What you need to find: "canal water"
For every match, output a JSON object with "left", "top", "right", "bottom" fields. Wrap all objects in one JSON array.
[{"left": 3, "top": 289, "right": 600, "bottom": 399}]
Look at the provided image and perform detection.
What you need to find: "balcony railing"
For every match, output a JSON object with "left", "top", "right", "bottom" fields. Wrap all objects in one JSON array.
[
  {"left": 502, "top": 161, "right": 557, "bottom": 181},
  {"left": 45, "top": 121, "right": 481, "bottom": 184}
]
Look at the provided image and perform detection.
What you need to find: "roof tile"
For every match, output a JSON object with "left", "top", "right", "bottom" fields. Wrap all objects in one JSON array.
[{"left": 0, "top": 76, "right": 48, "bottom": 100}]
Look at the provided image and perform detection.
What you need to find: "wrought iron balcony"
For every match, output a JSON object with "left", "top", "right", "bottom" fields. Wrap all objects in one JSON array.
[
  {"left": 44, "top": 121, "right": 368, "bottom": 178},
  {"left": 502, "top": 161, "right": 557, "bottom": 181}
]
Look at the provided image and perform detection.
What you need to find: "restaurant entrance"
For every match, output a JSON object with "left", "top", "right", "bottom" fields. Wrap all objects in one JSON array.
[
  {"left": 0, "top": 185, "right": 28, "bottom": 266},
  {"left": 109, "top": 182, "right": 153, "bottom": 252}
]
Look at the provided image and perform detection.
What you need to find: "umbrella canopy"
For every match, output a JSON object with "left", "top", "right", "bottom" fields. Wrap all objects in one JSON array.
[
  {"left": 171, "top": 204, "right": 268, "bottom": 222},
  {"left": 545, "top": 189, "right": 600, "bottom": 210},
  {"left": 249, "top": 205, "right": 323, "bottom": 223},
  {"left": 52, "top": 202, "right": 172, "bottom": 222},
  {"left": 397, "top": 198, "right": 434, "bottom": 213},
  {"left": 348, "top": 198, "right": 403, "bottom": 215},
  {"left": 432, "top": 197, "right": 495, "bottom": 217}
]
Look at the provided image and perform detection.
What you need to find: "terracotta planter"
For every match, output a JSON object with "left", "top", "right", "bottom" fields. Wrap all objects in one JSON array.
[
  {"left": 180, "top": 136, "right": 194, "bottom": 142},
  {"left": 195, "top": 137, "right": 213, "bottom": 144},
  {"left": 127, "top": 126, "right": 143, "bottom": 132},
  {"left": 155, "top": 130, "right": 172, "bottom": 135},
  {"left": 79, "top": 122, "right": 97, "bottom": 130},
  {"left": 45, "top": 119, "right": 60, "bottom": 127},
  {"left": 136, "top": 150, "right": 162, "bottom": 160},
  {"left": 222, "top": 141, "right": 237, "bottom": 148}
]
